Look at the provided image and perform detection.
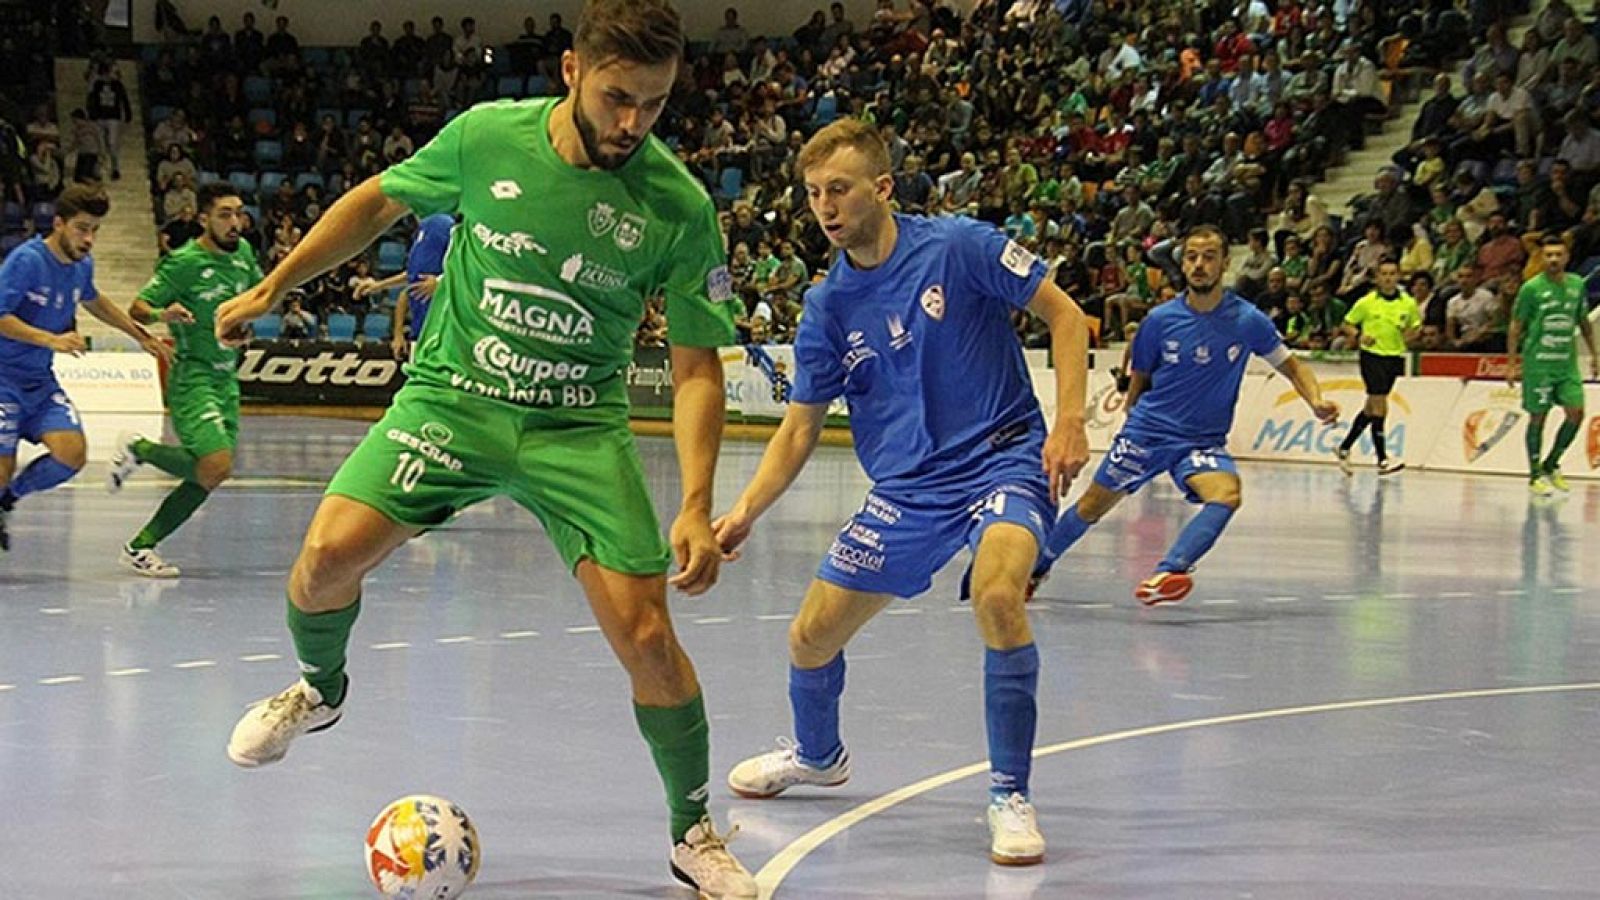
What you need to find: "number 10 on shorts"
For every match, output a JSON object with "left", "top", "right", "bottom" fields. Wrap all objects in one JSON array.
[{"left": 391, "top": 451, "right": 426, "bottom": 493}]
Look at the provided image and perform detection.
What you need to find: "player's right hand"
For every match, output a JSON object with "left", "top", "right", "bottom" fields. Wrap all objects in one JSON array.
[
  {"left": 351, "top": 277, "right": 378, "bottom": 299},
  {"left": 216, "top": 284, "right": 277, "bottom": 347},
  {"left": 711, "top": 508, "right": 755, "bottom": 562},
  {"left": 160, "top": 303, "right": 195, "bottom": 324},
  {"left": 49, "top": 332, "right": 87, "bottom": 356},
  {"left": 1505, "top": 360, "right": 1519, "bottom": 387},
  {"left": 390, "top": 335, "right": 409, "bottom": 361}
]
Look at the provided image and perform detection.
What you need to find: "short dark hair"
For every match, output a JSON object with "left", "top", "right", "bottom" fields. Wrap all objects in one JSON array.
[
  {"left": 197, "top": 181, "right": 242, "bottom": 214},
  {"left": 1409, "top": 270, "right": 1434, "bottom": 288},
  {"left": 55, "top": 184, "right": 110, "bottom": 220},
  {"left": 1181, "top": 224, "right": 1230, "bottom": 254},
  {"left": 1541, "top": 233, "right": 1569, "bottom": 248},
  {"left": 575, "top": 0, "right": 684, "bottom": 66}
]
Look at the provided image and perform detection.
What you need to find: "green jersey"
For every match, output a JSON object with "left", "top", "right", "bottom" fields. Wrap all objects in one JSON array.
[
  {"left": 139, "top": 239, "right": 263, "bottom": 371},
  {"left": 378, "top": 98, "right": 737, "bottom": 418},
  {"left": 1344, "top": 290, "right": 1421, "bottom": 357},
  {"left": 1514, "top": 271, "right": 1587, "bottom": 375}
]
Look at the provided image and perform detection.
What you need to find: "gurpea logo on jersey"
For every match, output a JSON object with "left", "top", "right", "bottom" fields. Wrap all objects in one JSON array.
[
  {"left": 478, "top": 278, "right": 595, "bottom": 345},
  {"left": 559, "top": 253, "right": 629, "bottom": 291},
  {"left": 490, "top": 179, "right": 522, "bottom": 200},
  {"left": 473, "top": 222, "right": 546, "bottom": 259},
  {"left": 919, "top": 284, "right": 945, "bottom": 321},
  {"left": 472, "top": 335, "right": 590, "bottom": 388}
]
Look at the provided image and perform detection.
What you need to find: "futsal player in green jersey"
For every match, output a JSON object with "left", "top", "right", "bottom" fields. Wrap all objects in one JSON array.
[
  {"left": 106, "top": 182, "right": 261, "bottom": 578},
  {"left": 211, "top": 2, "right": 755, "bottom": 895},
  {"left": 1337, "top": 260, "right": 1421, "bottom": 475},
  {"left": 1508, "top": 235, "right": 1598, "bottom": 495}
]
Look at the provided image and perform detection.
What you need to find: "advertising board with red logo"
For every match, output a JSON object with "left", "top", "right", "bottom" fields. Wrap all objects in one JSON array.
[{"left": 1424, "top": 380, "right": 1600, "bottom": 479}]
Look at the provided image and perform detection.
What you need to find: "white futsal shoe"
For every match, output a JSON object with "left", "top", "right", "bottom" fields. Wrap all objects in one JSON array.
[
  {"left": 227, "top": 678, "right": 344, "bottom": 767},
  {"left": 121, "top": 544, "right": 180, "bottom": 578},
  {"left": 670, "top": 817, "right": 759, "bottom": 899},
  {"left": 106, "top": 431, "right": 145, "bottom": 493},
  {"left": 727, "top": 737, "right": 851, "bottom": 798},
  {"left": 987, "top": 792, "right": 1045, "bottom": 866}
]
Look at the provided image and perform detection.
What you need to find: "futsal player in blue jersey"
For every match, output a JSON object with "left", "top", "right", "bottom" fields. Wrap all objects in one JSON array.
[
  {"left": 352, "top": 213, "right": 453, "bottom": 360},
  {"left": 0, "top": 185, "right": 173, "bottom": 550},
  {"left": 1034, "top": 224, "right": 1340, "bottom": 606},
  {"left": 714, "top": 119, "right": 1091, "bottom": 866}
]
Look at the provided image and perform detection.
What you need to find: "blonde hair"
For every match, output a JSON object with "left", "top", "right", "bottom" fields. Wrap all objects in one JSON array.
[{"left": 797, "top": 118, "right": 891, "bottom": 178}]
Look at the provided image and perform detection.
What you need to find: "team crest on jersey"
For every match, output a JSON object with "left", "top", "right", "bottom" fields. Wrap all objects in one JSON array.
[
  {"left": 887, "top": 313, "right": 912, "bottom": 350},
  {"left": 588, "top": 202, "right": 617, "bottom": 237},
  {"left": 1227, "top": 344, "right": 1242, "bottom": 362},
  {"left": 1193, "top": 344, "right": 1212, "bottom": 365},
  {"left": 1163, "top": 339, "right": 1180, "bottom": 365},
  {"left": 919, "top": 284, "right": 945, "bottom": 321},
  {"left": 614, "top": 213, "right": 647, "bottom": 251}
]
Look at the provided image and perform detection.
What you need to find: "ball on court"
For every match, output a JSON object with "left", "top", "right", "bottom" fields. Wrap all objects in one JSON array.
[{"left": 364, "top": 795, "right": 481, "bottom": 899}]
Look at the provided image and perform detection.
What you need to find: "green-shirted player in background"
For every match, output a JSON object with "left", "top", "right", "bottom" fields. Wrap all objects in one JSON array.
[
  {"left": 1508, "top": 235, "right": 1599, "bottom": 496},
  {"left": 210, "top": 1, "right": 756, "bottom": 895},
  {"left": 107, "top": 182, "right": 261, "bottom": 577},
  {"left": 1337, "top": 259, "right": 1422, "bottom": 476}
]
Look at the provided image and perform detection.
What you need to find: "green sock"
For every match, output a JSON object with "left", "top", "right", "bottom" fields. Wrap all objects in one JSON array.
[
  {"left": 129, "top": 481, "right": 209, "bottom": 550},
  {"left": 133, "top": 439, "right": 198, "bottom": 482},
  {"left": 1526, "top": 420, "right": 1545, "bottom": 478},
  {"left": 1544, "top": 419, "right": 1581, "bottom": 472},
  {"left": 634, "top": 694, "right": 711, "bottom": 843},
  {"left": 287, "top": 596, "right": 359, "bottom": 706}
]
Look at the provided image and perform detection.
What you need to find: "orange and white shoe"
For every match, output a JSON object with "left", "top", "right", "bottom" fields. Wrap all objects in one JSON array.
[{"left": 1134, "top": 571, "right": 1193, "bottom": 606}]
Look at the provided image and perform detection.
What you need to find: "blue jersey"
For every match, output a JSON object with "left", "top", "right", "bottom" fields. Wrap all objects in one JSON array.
[
  {"left": 0, "top": 237, "right": 98, "bottom": 383},
  {"left": 404, "top": 214, "right": 453, "bottom": 341},
  {"left": 1126, "top": 291, "right": 1283, "bottom": 444},
  {"left": 792, "top": 214, "right": 1046, "bottom": 489}
]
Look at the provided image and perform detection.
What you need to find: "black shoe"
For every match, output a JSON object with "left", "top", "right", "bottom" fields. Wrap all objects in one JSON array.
[{"left": 0, "top": 508, "right": 10, "bottom": 552}]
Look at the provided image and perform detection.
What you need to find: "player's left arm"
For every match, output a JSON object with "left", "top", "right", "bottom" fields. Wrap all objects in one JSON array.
[
  {"left": 82, "top": 294, "right": 173, "bottom": 365},
  {"left": 668, "top": 344, "right": 725, "bottom": 596},
  {"left": 1027, "top": 278, "right": 1091, "bottom": 497},
  {"left": 1579, "top": 313, "right": 1599, "bottom": 379}
]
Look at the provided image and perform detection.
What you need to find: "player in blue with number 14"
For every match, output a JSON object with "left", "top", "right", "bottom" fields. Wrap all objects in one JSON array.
[
  {"left": 1033, "top": 224, "right": 1340, "bottom": 605},
  {"left": 712, "top": 119, "right": 1091, "bottom": 867},
  {"left": 0, "top": 185, "right": 172, "bottom": 551}
]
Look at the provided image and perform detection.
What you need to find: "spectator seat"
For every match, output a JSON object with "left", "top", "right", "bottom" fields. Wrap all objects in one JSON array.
[
  {"left": 376, "top": 241, "right": 407, "bottom": 274},
  {"left": 362, "top": 313, "right": 391, "bottom": 342},
  {"left": 326, "top": 313, "right": 358, "bottom": 342},
  {"left": 252, "top": 314, "right": 282, "bottom": 340}
]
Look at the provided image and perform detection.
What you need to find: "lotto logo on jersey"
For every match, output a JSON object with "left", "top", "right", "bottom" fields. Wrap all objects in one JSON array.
[{"left": 478, "top": 279, "right": 595, "bottom": 345}]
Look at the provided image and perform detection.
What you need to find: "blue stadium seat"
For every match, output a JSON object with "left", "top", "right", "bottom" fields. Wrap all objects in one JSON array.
[
  {"left": 376, "top": 241, "right": 407, "bottom": 274},
  {"left": 2, "top": 202, "right": 23, "bottom": 232},
  {"left": 716, "top": 167, "right": 744, "bottom": 202},
  {"left": 500, "top": 76, "right": 526, "bottom": 97},
  {"left": 811, "top": 93, "right": 840, "bottom": 127},
  {"left": 31, "top": 202, "right": 54, "bottom": 231},
  {"left": 0, "top": 234, "right": 23, "bottom": 259},
  {"left": 326, "top": 313, "right": 358, "bottom": 342},
  {"left": 259, "top": 172, "right": 287, "bottom": 194},
  {"left": 403, "top": 79, "right": 425, "bottom": 101},
  {"left": 315, "top": 107, "right": 341, "bottom": 127},
  {"left": 527, "top": 74, "right": 552, "bottom": 95},
  {"left": 327, "top": 174, "right": 345, "bottom": 195},
  {"left": 228, "top": 172, "right": 260, "bottom": 194},
  {"left": 197, "top": 170, "right": 222, "bottom": 186},
  {"left": 362, "top": 313, "right": 391, "bottom": 342},
  {"left": 294, "top": 172, "right": 326, "bottom": 192},
  {"left": 241, "top": 205, "right": 260, "bottom": 225},
  {"left": 248, "top": 107, "right": 278, "bottom": 130},
  {"left": 148, "top": 105, "right": 173, "bottom": 126},
  {"left": 303, "top": 47, "right": 333, "bottom": 70},
  {"left": 244, "top": 76, "right": 273, "bottom": 105},
  {"left": 345, "top": 109, "right": 371, "bottom": 130},
  {"left": 252, "top": 314, "right": 282, "bottom": 340},
  {"left": 254, "top": 141, "right": 284, "bottom": 167}
]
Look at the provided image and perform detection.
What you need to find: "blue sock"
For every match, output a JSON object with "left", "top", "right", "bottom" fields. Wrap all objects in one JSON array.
[
  {"left": 1158, "top": 503, "right": 1235, "bottom": 573},
  {"left": 790, "top": 653, "right": 846, "bottom": 768},
  {"left": 1040, "top": 506, "right": 1094, "bottom": 572},
  {"left": 5, "top": 455, "right": 79, "bottom": 503},
  {"left": 985, "top": 644, "right": 1040, "bottom": 801}
]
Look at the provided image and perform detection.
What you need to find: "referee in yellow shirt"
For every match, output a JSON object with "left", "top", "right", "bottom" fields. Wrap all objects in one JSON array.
[{"left": 1336, "top": 259, "right": 1421, "bottom": 475}]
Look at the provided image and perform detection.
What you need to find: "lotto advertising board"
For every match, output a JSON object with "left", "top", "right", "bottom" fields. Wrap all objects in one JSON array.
[
  {"left": 1230, "top": 375, "right": 1460, "bottom": 467},
  {"left": 1425, "top": 380, "right": 1600, "bottom": 479},
  {"left": 237, "top": 342, "right": 406, "bottom": 405}
]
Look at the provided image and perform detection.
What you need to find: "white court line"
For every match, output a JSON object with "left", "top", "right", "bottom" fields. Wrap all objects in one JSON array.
[
  {"left": 499, "top": 631, "right": 540, "bottom": 639},
  {"left": 1200, "top": 598, "right": 1239, "bottom": 606},
  {"left": 0, "top": 684, "right": 13, "bottom": 692},
  {"left": 1323, "top": 593, "right": 1358, "bottom": 601},
  {"left": 172, "top": 660, "right": 216, "bottom": 670},
  {"left": 1554, "top": 587, "right": 1583, "bottom": 595},
  {"left": 370, "top": 642, "right": 411, "bottom": 651},
  {"left": 239, "top": 654, "right": 281, "bottom": 662},
  {"left": 884, "top": 608, "right": 922, "bottom": 616},
  {"left": 39, "top": 676, "right": 84, "bottom": 686},
  {"left": 107, "top": 667, "right": 150, "bottom": 677},
  {"left": 947, "top": 606, "right": 969, "bottom": 613},
  {"left": 1263, "top": 596, "right": 1299, "bottom": 604},
  {"left": 695, "top": 617, "right": 733, "bottom": 625},
  {"left": 566, "top": 626, "right": 602, "bottom": 635},
  {"left": 756, "top": 614, "right": 794, "bottom": 622},
  {"left": 39, "top": 608, "right": 69, "bottom": 615},
  {"left": 435, "top": 636, "right": 475, "bottom": 644},
  {"left": 1386, "top": 593, "right": 1418, "bottom": 599},
  {"left": 1496, "top": 589, "right": 1527, "bottom": 596},
  {"left": 1075, "top": 603, "right": 1114, "bottom": 610},
  {"left": 753, "top": 681, "right": 1600, "bottom": 898},
  {"left": 1439, "top": 592, "right": 1476, "bottom": 599}
]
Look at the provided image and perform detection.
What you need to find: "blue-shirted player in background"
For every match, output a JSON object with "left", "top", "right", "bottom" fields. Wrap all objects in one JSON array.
[
  {"left": 0, "top": 185, "right": 173, "bottom": 550},
  {"left": 714, "top": 119, "right": 1090, "bottom": 866},
  {"left": 1033, "top": 224, "right": 1339, "bottom": 606},
  {"left": 351, "top": 213, "right": 453, "bottom": 360}
]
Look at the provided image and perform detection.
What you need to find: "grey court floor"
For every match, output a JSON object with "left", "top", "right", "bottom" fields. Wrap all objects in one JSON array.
[{"left": 3, "top": 416, "right": 1599, "bottom": 899}]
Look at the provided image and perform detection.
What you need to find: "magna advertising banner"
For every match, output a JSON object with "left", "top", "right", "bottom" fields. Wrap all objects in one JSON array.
[
  {"left": 237, "top": 342, "right": 405, "bottom": 405},
  {"left": 1425, "top": 380, "right": 1600, "bottom": 479},
  {"left": 1232, "top": 375, "right": 1460, "bottom": 467}
]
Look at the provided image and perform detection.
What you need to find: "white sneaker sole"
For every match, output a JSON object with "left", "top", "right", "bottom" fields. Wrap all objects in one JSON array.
[
  {"left": 990, "top": 848, "right": 1045, "bottom": 866},
  {"left": 227, "top": 713, "right": 342, "bottom": 769},
  {"left": 120, "top": 554, "right": 179, "bottom": 579},
  {"left": 728, "top": 772, "right": 849, "bottom": 800}
]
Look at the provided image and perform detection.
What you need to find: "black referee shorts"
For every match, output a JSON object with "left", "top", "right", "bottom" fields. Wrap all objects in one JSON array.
[{"left": 1358, "top": 350, "right": 1405, "bottom": 396}]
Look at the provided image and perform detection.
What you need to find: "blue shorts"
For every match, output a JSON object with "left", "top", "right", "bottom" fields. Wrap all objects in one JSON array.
[
  {"left": 817, "top": 457, "right": 1055, "bottom": 599},
  {"left": 0, "top": 376, "right": 82, "bottom": 457},
  {"left": 1094, "top": 429, "right": 1238, "bottom": 503}
]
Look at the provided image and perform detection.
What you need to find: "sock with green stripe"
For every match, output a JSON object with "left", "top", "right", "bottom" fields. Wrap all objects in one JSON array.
[
  {"left": 132, "top": 439, "right": 198, "bottom": 482},
  {"left": 287, "top": 596, "right": 359, "bottom": 706},
  {"left": 635, "top": 694, "right": 711, "bottom": 843},
  {"left": 129, "top": 482, "right": 210, "bottom": 550}
]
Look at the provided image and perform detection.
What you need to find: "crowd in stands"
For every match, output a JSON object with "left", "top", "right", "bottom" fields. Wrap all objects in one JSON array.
[{"left": 9, "top": 0, "right": 1600, "bottom": 358}]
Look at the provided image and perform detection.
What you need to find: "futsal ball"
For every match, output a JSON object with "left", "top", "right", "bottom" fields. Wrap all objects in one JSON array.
[{"left": 364, "top": 795, "right": 481, "bottom": 899}]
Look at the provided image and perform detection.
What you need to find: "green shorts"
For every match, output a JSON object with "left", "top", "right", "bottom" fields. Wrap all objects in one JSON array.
[
  {"left": 326, "top": 383, "right": 671, "bottom": 576},
  {"left": 168, "top": 364, "right": 240, "bottom": 458},
  {"left": 1522, "top": 370, "right": 1585, "bottom": 415}
]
